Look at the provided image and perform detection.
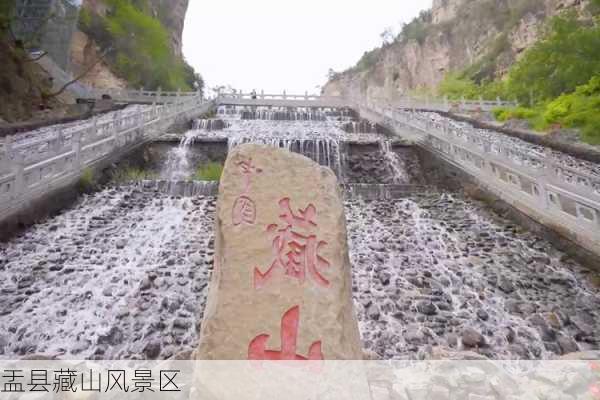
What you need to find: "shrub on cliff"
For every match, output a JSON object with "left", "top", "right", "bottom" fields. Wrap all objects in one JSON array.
[
  {"left": 491, "top": 76, "right": 600, "bottom": 144},
  {"left": 439, "top": 73, "right": 510, "bottom": 101},
  {"left": 80, "top": 0, "right": 198, "bottom": 91},
  {"left": 542, "top": 76, "right": 600, "bottom": 144},
  {"left": 507, "top": 13, "right": 600, "bottom": 104}
]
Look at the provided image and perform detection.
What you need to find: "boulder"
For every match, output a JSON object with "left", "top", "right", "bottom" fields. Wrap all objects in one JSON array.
[
  {"left": 461, "top": 328, "right": 486, "bottom": 348},
  {"left": 195, "top": 144, "right": 363, "bottom": 360}
]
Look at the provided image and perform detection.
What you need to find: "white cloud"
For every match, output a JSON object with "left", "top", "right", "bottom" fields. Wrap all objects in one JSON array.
[{"left": 182, "top": 0, "right": 433, "bottom": 94}]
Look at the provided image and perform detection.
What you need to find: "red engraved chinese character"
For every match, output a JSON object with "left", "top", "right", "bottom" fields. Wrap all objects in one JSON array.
[
  {"left": 232, "top": 158, "right": 262, "bottom": 226},
  {"left": 232, "top": 195, "right": 256, "bottom": 226},
  {"left": 254, "top": 198, "right": 330, "bottom": 289},
  {"left": 248, "top": 306, "right": 323, "bottom": 360},
  {"left": 237, "top": 158, "right": 262, "bottom": 193}
]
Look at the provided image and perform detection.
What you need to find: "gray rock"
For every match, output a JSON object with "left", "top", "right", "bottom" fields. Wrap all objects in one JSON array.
[
  {"left": 477, "top": 309, "right": 489, "bottom": 321},
  {"left": 416, "top": 301, "right": 438, "bottom": 316},
  {"left": 498, "top": 277, "right": 515, "bottom": 293},
  {"left": 139, "top": 278, "right": 152, "bottom": 291},
  {"left": 22, "top": 243, "right": 37, "bottom": 252},
  {"left": 557, "top": 335, "right": 579, "bottom": 354},
  {"left": 47, "top": 253, "right": 61, "bottom": 263},
  {"left": 368, "top": 243, "right": 385, "bottom": 252},
  {"left": 173, "top": 318, "right": 191, "bottom": 330},
  {"left": 367, "top": 304, "right": 381, "bottom": 321},
  {"left": 405, "top": 325, "right": 425, "bottom": 344},
  {"left": 97, "top": 327, "right": 124, "bottom": 346},
  {"left": 143, "top": 341, "right": 161, "bottom": 359},
  {"left": 462, "top": 328, "right": 485, "bottom": 348}
]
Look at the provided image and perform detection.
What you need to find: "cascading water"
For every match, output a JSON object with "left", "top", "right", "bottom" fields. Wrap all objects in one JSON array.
[
  {"left": 227, "top": 134, "right": 343, "bottom": 178},
  {"left": 160, "top": 131, "right": 196, "bottom": 181},
  {"left": 346, "top": 193, "right": 600, "bottom": 360},
  {"left": 186, "top": 106, "right": 402, "bottom": 183},
  {"left": 342, "top": 120, "right": 379, "bottom": 134},
  {"left": 2, "top": 102, "right": 598, "bottom": 362},
  {"left": 0, "top": 187, "right": 216, "bottom": 359},
  {"left": 240, "top": 109, "right": 327, "bottom": 121},
  {"left": 380, "top": 140, "right": 410, "bottom": 184},
  {"left": 192, "top": 119, "right": 229, "bottom": 131}
]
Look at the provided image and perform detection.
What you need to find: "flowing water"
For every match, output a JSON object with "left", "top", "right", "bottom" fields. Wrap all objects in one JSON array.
[
  {"left": 160, "top": 131, "right": 198, "bottom": 181},
  {"left": 1, "top": 105, "right": 599, "bottom": 360},
  {"left": 346, "top": 194, "right": 600, "bottom": 359},
  {"left": 0, "top": 187, "right": 215, "bottom": 359}
]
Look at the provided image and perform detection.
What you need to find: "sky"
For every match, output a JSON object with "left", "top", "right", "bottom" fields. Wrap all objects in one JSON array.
[{"left": 182, "top": 0, "right": 433, "bottom": 95}]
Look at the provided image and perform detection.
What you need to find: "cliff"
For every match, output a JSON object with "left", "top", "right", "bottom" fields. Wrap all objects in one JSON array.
[
  {"left": 71, "top": 0, "right": 195, "bottom": 91},
  {"left": 323, "top": 0, "right": 587, "bottom": 103}
]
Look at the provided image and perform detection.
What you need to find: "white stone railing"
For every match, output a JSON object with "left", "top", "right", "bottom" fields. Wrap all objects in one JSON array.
[
  {"left": 0, "top": 95, "right": 212, "bottom": 222},
  {"left": 87, "top": 88, "right": 202, "bottom": 104},
  {"left": 215, "top": 91, "right": 348, "bottom": 108},
  {"left": 359, "top": 101, "right": 600, "bottom": 256},
  {"left": 367, "top": 96, "right": 517, "bottom": 113}
]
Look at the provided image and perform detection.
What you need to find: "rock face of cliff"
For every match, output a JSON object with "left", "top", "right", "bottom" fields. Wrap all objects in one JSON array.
[
  {"left": 324, "top": 0, "right": 586, "bottom": 103},
  {"left": 70, "top": 0, "right": 190, "bottom": 89}
]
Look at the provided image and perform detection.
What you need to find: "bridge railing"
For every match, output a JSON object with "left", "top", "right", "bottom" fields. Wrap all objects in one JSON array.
[
  {"left": 215, "top": 91, "right": 348, "bottom": 108},
  {"left": 0, "top": 94, "right": 211, "bottom": 222},
  {"left": 368, "top": 96, "right": 517, "bottom": 113},
  {"left": 88, "top": 88, "right": 202, "bottom": 104},
  {"left": 359, "top": 100, "right": 600, "bottom": 254}
]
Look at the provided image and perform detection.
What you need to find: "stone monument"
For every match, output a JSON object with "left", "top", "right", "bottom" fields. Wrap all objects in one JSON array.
[{"left": 195, "top": 144, "right": 363, "bottom": 360}]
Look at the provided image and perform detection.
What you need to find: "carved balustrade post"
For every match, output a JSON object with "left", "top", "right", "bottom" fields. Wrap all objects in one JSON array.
[
  {"left": 13, "top": 152, "right": 25, "bottom": 198},
  {"left": 72, "top": 130, "right": 83, "bottom": 171}
]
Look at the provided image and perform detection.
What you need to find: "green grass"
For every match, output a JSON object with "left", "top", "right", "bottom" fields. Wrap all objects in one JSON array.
[
  {"left": 78, "top": 168, "right": 97, "bottom": 193},
  {"left": 111, "top": 166, "right": 158, "bottom": 183},
  {"left": 193, "top": 162, "right": 223, "bottom": 181}
]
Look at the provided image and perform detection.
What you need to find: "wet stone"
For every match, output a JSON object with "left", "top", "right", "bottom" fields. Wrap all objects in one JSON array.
[
  {"left": 461, "top": 328, "right": 485, "bottom": 348},
  {"left": 416, "top": 301, "right": 438, "bottom": 316},
  {"left": 0, "top": 186, "right": 216, "bottom": 360}
]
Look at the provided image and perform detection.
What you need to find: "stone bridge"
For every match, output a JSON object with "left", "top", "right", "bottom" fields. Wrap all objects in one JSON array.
[
  {"left": 0, "top": 95, "right": 210, "bottom": 231},
  {"left": 1, "top": 90, "right": 598, "bottom": 258},
  {"left": 358, "top": 101, "right": 600, "bottom": 258}
]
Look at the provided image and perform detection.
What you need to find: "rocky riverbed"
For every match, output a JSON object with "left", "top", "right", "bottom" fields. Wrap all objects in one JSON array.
[
  {"left": 0, "top": 186, "right": 215, "bottom": 360},
  {"left": 346, "top": 192, "right": 600, "bottom": 360},
  {"left": 1, "top": 185, "right": 598, "bottom": 361},
  {"left": 1, "top": 105, "right": 599, "bottom": 362}
]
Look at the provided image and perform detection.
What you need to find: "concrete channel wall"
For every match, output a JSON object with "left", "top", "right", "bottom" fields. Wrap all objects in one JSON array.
[
  {"left": 358, "top": 102, "right": 600, "bottom": 258},
  {"left": 0, "top": 96, "right": 213, "bottom": 227}
]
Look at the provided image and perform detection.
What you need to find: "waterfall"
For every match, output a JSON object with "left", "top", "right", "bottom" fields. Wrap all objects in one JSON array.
[
  {"left": 227, "top": 135, "right": 343, "bottom": 178},
  {"left": 192, "top": 119, "right": 229, "bottom": 131},
  {"left": 342, "top": 120, "right": 379, "bottom": 134},
  {"left": 380, "top": 139, "right": 410, "bottom": 184},
  {"left": 160, "top": 132, "right": 197, "bottom": 181},
  {"left": 240, "top": 110, "right": 327, "bottom": 121}
]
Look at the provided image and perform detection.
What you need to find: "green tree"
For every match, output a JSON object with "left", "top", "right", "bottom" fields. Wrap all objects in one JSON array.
[
  {"left": 80, "top": 0, "right": 198, "bottom": 91},
  {"left": 507, "top": 13, "right": 600, "bottom": 104}
]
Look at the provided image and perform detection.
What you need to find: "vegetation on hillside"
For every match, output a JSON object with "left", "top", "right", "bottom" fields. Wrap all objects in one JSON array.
[
  {"left": 438, "top": 7, "right": 600, "bottom": 145},
  {"left": 79, "top": 0, "right": 202, "bottom": 91}
]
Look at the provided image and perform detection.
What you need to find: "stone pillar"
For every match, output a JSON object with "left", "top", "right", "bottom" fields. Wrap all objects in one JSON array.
[
  {"left": 196, "top": 144, "right": 363, "bottom": 360},
  {"left": 72, "top": 130, "right": 82, "bottom": 171},
  {"left": 13, "top": 153, "right": 25, "bottom": 198}
]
